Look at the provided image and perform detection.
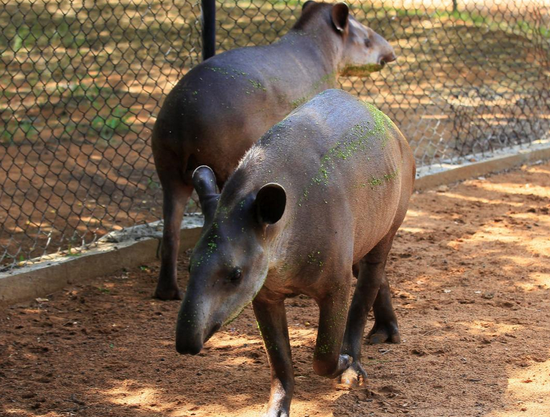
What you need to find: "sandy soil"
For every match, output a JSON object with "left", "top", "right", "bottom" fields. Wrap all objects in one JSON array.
[{"left": 1, "top": 161, "right": 549, "bottom": 417}]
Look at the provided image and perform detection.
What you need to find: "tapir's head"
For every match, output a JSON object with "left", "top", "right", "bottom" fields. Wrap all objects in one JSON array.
[
  {"left": 175, "top": 166, "right": 286, "bottom": 355},
  {"left": 297, "top": 1, "right": 396, "bottom": 76}
]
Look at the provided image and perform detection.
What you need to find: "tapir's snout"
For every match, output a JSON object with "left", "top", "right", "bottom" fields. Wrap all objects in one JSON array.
[
  {"left": 175, "top": 335, "right": 203, "bottom": 355},
  {"left": 370, "top": 30, "right": 397, "bottom": 68},
  {"left": 379, "top": 51, "right": 397, "bottom": 66},
  {"left": 175, "top": 295, "right": 209, "bottom": 355},
  {"left": 175, "top": 321, "right": 222, "bottom": 355},
  {"left": 176, "top": 293, "right": 223, "bottom": 355}
]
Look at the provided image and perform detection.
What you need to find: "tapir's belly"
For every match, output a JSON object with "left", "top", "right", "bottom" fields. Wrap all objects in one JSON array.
[
  {"left": 352, "top": 147, "right": 405, "bottom": 259},
  {"left": 350, "top": 177, "right": 402, "bottom": 262}
]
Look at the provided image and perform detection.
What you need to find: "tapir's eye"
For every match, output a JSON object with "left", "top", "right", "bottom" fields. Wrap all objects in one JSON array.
[
  {"left": 228, "top": 267, "right": 243, "bottom": 283},
  {"left": 364, "top": 37, "right": 371, "bottom": 48}
]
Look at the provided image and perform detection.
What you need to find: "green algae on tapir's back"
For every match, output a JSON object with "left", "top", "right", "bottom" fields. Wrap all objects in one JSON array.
[
  {"left": 362, "top": 167, "right": 400, "bottom": 188},
  {"left": 205, "top": 66, "right": 268, "bottom": 95},
  {"left": 290, "top": 71, "right": 338, "bottom": 109},
  {"left": 205, "top": 66, "right": 249, "bottom": 77},
  {"left": 296, "top": 112, "right": 395, "bottom": 207},
  {"left": 291, "top": 97, "right": 308, "bottom": 109},
  {"left": 248, "top": 79, "right": 267, "bottom": 91},
  {"left": 362, "top": 101, "right": 394, "bottom": 141}
]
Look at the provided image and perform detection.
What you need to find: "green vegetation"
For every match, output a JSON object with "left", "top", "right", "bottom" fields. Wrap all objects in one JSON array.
[
  {"left": 340, "top": 64, "right": 384, "bottom": 77},
  {"left": 1, "top": 78, "right": 132, "bottom": 145},
  {"left": 90, "top": 106, "right": 131, "bottom": 142},
  {"left": 98, "top": 286, "right": 110, "bottom": 294},
  {"left": 0, "top": 0, "right": 191, "bottom": 148},
  {"left": 147, "top": 178, "right": 160, "bottom": 190},
  {"left": 0, "top": 119, "right": 38, "bottom": 144}
]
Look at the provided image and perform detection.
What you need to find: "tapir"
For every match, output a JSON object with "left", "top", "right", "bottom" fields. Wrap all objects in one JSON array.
[
  {"left": 175, "top": 89, "right": 415, "bottom": 416},
  {"left": 152, "top": 1, "right": 397, "bottom": 300}
]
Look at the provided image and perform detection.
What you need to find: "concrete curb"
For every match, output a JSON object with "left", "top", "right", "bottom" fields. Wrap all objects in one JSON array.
[
  {"left": 0, "top": 215, "right": 203, "bottom": 306},
  {"left": 1, "top": 141, "right": 549, "bottom": 306},
  {"left": 415, "top": 140, "right": 550, "bottom": 190}
]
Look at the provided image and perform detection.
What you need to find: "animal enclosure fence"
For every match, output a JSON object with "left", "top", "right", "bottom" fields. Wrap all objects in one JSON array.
[{"left": 1, "top": 0, "right": 549, "bottom": 270}]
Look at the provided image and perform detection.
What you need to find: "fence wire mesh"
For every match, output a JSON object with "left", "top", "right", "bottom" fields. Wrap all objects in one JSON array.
[{"left": 1, "top": 0, "right": 549, "bottom": 270}]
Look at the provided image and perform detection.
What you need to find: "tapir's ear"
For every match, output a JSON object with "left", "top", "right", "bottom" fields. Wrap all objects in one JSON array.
[
  {"left": 302, "top": 1, "right": 316, "bottom": 12},
  {"left": 331, "top": 3, "right": 349, "bottom": 33},
  {"left": 192, "top": 165, "right": 219, "bottom": 223},
  {"left": 255, "top": 183, "right": 286, "bottom": 225}
]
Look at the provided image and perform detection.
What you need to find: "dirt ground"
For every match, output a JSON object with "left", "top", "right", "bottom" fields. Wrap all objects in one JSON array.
[{"left": 1, "top": 161, "right": 549, "bottom": 417}]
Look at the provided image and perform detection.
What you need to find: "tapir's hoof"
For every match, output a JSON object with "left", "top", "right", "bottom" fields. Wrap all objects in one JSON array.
[
  {"left": 367, "top": 324, "right": 401, "bottom": 345},
  {"left": 154, "top": 286, "right": 184, "bottom": 301},
  {"left": 336, "top": 362, "right": 367, "bottom": 389},
  {"left": 262, "top": 408, "right": 289, "bottom": 417}
]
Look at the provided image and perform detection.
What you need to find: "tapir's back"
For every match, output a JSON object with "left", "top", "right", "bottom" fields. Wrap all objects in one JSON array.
[
  {"left": 231, "top": 89, "right": 415, "bottom": 263},
  {"left": 152, "top": 33, "right": 335, "bottom": 183}
]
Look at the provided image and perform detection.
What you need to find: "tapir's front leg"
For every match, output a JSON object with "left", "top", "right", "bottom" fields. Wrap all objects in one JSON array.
[
  {"left": 253, "top": 295, "right": 294, "bottom": 417},
  {"left": 313, "top": 277, "right": 352, "bottom": 378}
]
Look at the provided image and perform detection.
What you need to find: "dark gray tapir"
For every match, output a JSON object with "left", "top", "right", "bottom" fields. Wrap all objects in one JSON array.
[
  {"left": 176, "top": 89, "right": 415, "bottom": 416},
  {"left": 152, "top": 1, "right": 397, "bottom": 300}
]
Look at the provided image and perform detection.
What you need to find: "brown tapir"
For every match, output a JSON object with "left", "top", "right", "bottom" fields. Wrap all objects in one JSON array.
[
  {"left": 152, "top": 1, "right": 397, "bottom": 300},
  {"left": 175, "top": 89, "right": 415, "bottom": 416}
]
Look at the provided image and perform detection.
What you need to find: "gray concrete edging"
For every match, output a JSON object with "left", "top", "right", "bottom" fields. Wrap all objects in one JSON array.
[
  {"left": 1, "top": 141, "right": 549, "bottom": 306},
  {"left": 415, "top": 140, "right": 550, "bottom": 190},
  {"left": 0, "top": 216, "right": 203, "bottom": 306}
]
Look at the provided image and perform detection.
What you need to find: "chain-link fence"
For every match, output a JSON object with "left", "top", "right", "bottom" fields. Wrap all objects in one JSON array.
[{"left": 1, "top": 0, "right": 549, "bottom": 270}]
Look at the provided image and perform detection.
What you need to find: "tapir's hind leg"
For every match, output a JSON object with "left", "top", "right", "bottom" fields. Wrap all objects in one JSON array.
[
  {"left": 339, "top": 232, "right": 399, "bottom": 386},
  {"left": 153, "top": 152, "right": 194, "bottom": 300},
  {"left": 366, "top": 274, "right": 401, "bottom": 345}
]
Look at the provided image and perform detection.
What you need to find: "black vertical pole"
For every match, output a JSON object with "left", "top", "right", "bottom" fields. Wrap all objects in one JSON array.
[{"left": 201, "top": 0, "right": 216, "bottom": 61}]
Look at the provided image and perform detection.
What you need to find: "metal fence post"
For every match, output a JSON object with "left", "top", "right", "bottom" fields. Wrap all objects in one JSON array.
[{"left": 201, "top": 0, "right": 216, "bottom": 60}]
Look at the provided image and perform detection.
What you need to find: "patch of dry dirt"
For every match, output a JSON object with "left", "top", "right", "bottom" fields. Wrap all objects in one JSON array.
[{"left": 1, "top": 161, "right": 549, "bottom": 417}]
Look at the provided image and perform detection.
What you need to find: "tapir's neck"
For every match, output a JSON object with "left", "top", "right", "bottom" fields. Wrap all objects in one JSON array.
[{"left": 278, "top": 28, "right": 341, "bottom": 84}]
